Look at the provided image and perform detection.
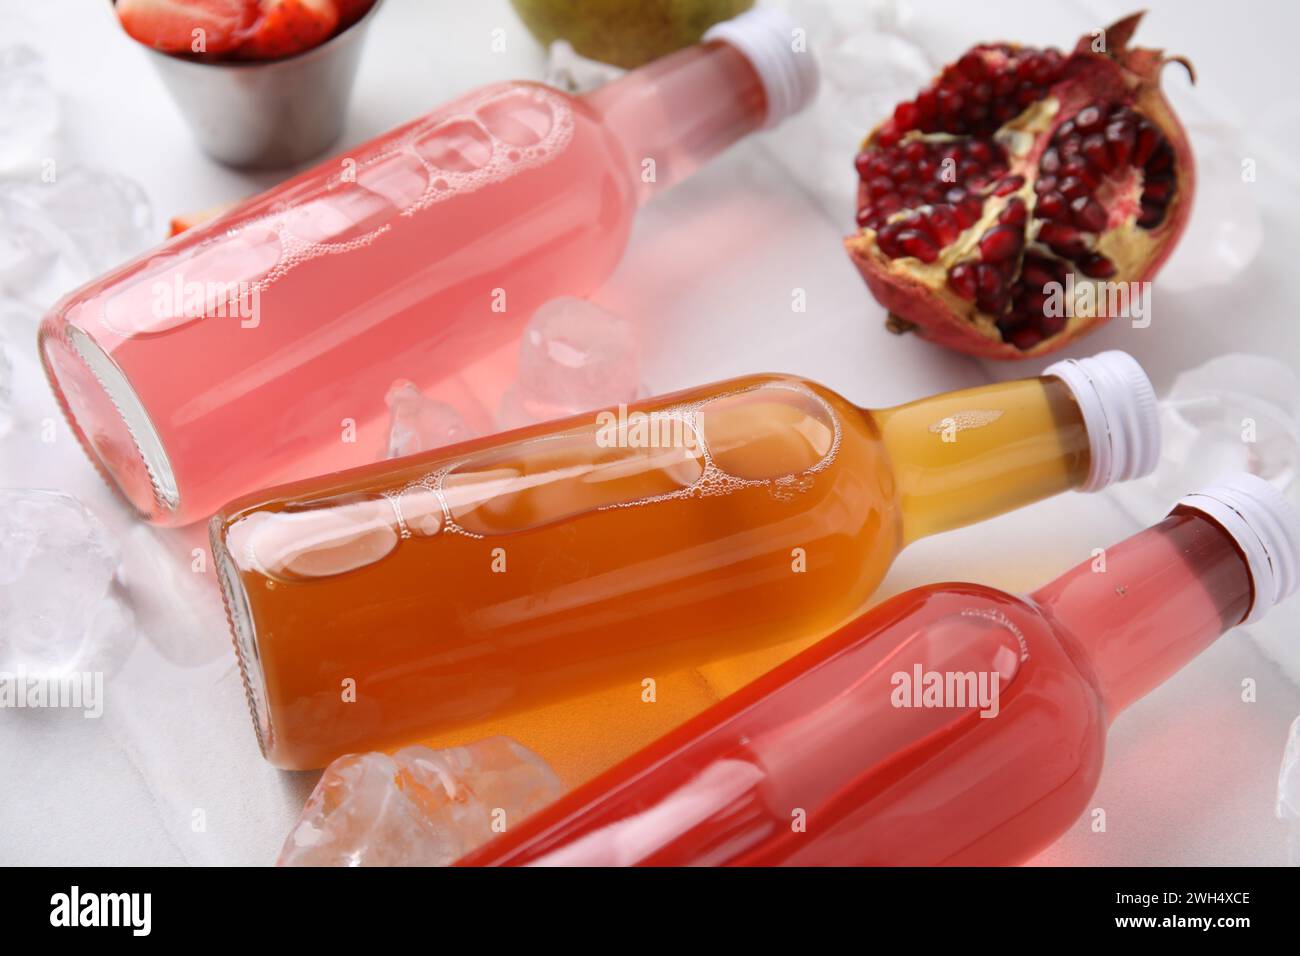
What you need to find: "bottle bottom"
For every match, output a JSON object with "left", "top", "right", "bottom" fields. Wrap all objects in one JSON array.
[
  {"left": 39, "top": 321, "right": 179, "bottom": 520},
  {"left": 210, "top": 518, "right": 273, "bottom": 759}
]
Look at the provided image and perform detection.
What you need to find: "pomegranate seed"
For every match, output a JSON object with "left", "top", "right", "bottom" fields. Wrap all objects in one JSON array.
[
  {"left": 1021, "top": 257, "right": 1060, "bottom": 290},
  {"left": 1146, "top": 142, "right": 1174, "bottom": 174},
  {"left": 891, "top": 162, "right": 915, "bottom": 182},
  {"left": 1078, "top": 252, "right": 1117, "bottom": 278},
  {"left": 1008, "top": 324, "right": 1045, "bottom": 350},
  {"left": 975, "top": 262, "right": 1003, "bottom": 297},
  {"left": 928, "top": 204, "right": 961, "bottom": 245},
  {"left": 856, "top": 207, "right": 879, "bottom": 229},
  {"left": 1035, "top": 190, "right": 1067, "bottom": 221},
  {"left": 1081, "top": 133, "right": 1112, "bottom": 172},
  {"left": 1058, "top": 176, "right": 1088, "bottom": 200},
  {"left": 979, "top": 224, "right": 1021, "bottom": 262},
  {"left": 1037, "top": 222, "right": 1087, "bottom": 259},
  {"left": 1074, "top": 105, "right": 1103, "bottom": 132},
  {"left": 903, "top": 140, "right": 927, "bottom": 163},
  {"left": 945, "top": 187, "right": 968, "bottom": 204},
  {"left": 957, "top": 51, "right": 988, "bottom": 80},
  {"left": 898, "top": 229, "right": 940, "bottom": 263},
  {"left": 1070, "top": 196, "right": 1107, "bottom": 232},
  {"left": 947, "top": 262, "right": 978, "bottom": 300},
  {"left": 967, "top": 140, "right": 995, "bottom": 164},
  {"left": 877, "top": 121, "right": 901, "bottom": 147},
  {"left": 1056, "top": 119, "right": 1077, "bottom": 141},
  {"left": 998, "top": 198, "right": 1028, "bottom": 226},
  {"left": 877, "top": 221, "right": 905, "bottom": 256},
  {"left": 1143, "top": 176, "right": 1175, "bottom": 203},
  {"left": 994, "top": 175, "right": 1025, "bottom": 196},
  {"left": 1105, "top": 120, "right": 1135, "bottom": 167},
  {"left": 955, "top": 195, "right": 984, "bottom": 227},
  {"left": 1040, "top": 148, "right": 1061, "bottom": 174},
  {"left": 894, "top": 101, "right": 919, "bottom": 130},
  {"left": 1137, "top": 200, "right": 1166, "bottom": 228},
  {"left": 1132, "top": 122, "right": 1160, "bottom": 165},
  {"left": 875, "top": 193, "right": 901, "bottom": 216},
  {"left": 916, "top": 89, "right": 938, "bottom": 122},
  {"left": 918, "top": 157, "right": 938, "bottom": 180},
  {"left": 922, "top": 183, "right": 946, "bottom": 204},
  {"left": 868, "top": 176, "right": 894, "bottom": 199},
  {"left": 993, "top": 72, "right": 1016, "bottom": 97}
]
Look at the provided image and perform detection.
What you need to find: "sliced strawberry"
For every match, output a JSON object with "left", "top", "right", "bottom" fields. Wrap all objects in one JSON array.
[
  {"left": 116, "top": 0, "right": 258, "bottom": 55},
  {"left": 334, "top": 0, "right": 375, "bottom": 29},
  {"left": 237, "top": 0, "right": 341, "bottom": 60},
  {"left": 168, "top": 200, "right": 239, "bottom": 237}
]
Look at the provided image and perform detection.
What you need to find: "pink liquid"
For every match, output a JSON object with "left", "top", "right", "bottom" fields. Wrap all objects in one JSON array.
[
  {"left": 39, "top": 43, "right": 766, "bottom": 525},
  {"left": 459, "top": 509, "right": 1252, "bottom": 866}
]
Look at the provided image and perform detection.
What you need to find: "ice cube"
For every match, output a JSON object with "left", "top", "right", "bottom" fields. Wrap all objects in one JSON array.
[
  {"left": 382, "top": 379, "right": 477, "bottom": 459},
  {"left": 277, "top": 736, "right": 564, "bottom": 866},
  {"left": 0, "top": 165, "right": 155, "bottom": 307},
  {"left": 1160, "top": 354, "right": 1299, "bottom": 499},
  {"left": 543, "top": 39, "right": 625, "bottom": 94},
  {"left": 762, "top": 0, "right": 935, "bottom": 223},
  {"left": 0, "top": 46, "right": 60, "bottom": 174},
  {"left": 499, "top": 296, "right": 641, "bottom": 429},
  {"left": 1158, "top": 125, "right": 1262, "bottom": 292},
  {"left": 1279, "top": 716, "right": 1300, "bottom": 866},
  {"left": 0, "top": 489, "right": 135, "bottom": 676}
]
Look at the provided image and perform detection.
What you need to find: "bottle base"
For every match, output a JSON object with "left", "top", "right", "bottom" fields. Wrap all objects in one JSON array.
[
  {"left": 210, "top": 515, "right": 274, "bottom": 760},
  {"left": 39, "top": 320, "right": 180, "bottom": 521}
]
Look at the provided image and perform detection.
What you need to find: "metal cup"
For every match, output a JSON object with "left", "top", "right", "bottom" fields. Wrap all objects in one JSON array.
[{"left": 141, "top": 0, "right": 385, "bottom": 170}]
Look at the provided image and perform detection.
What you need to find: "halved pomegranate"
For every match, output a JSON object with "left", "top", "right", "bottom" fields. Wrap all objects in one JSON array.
[{"left": 845, "top": 12, "right": 1195, "bottom": 358}]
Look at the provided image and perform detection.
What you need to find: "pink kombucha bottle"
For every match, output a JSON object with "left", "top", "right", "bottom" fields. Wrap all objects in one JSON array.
[
  {"left": 459, "top": 473, "right": 1300, "bottom": 866},
  {"left": 38, "top": 9, "right": 816, "bottom": 526}
]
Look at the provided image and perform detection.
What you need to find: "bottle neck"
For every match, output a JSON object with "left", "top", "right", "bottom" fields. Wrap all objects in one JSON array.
[
  {"left": 873, "top": 375, "right": 1091, "bottom": 544},
  {"left": 1033, "top": 509, "right": 1253, "bottom": 717},
  {"left": 585, "top": 41, "right": 767, "bottom": 204}
]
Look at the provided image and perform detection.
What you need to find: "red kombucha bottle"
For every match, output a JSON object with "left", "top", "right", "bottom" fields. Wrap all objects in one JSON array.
[{"left": 460, "top": 473, "right": 1299, "bottom": 866}]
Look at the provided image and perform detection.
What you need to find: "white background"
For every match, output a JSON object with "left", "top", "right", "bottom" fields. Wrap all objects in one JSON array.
[{"left": 1, "top": 0, "right": 1298, "bottom": 865}]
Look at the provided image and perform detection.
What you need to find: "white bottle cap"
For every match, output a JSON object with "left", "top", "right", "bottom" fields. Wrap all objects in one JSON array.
[
  {"left": 1043, "top": 350, "right": 1160, "bottom": 492},
  {"left": 703, "top": 7, "right": 819, "bottom": 129},
  {"left": 1177, "top": 473, "right": 1300, "bottom": 625}
]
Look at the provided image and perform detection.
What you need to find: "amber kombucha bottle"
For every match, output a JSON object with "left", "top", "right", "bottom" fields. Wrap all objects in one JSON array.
[{"left": 212, "top": 351, "right": 1159, "bottom": 769}]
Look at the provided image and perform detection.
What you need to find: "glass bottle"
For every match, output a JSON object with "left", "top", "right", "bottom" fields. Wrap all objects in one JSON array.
[
  {"left": 458, "top": 473, "right": 1298, "bottom": 866},
  {"left": 210, "top": 350, "right": 1160, "bottom": 769},
  {"left": 38, "top": 9, "right": 816, "bottom": 526}
]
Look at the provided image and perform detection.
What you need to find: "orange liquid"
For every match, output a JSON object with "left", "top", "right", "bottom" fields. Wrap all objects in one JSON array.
[{"left": 213, "top": 373, "right": 1089, "bottom": 769}]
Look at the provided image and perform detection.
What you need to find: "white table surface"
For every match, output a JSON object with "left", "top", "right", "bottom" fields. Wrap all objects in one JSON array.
[{"left": 2, "top": 0, "right": 1297, "bottom": 866}]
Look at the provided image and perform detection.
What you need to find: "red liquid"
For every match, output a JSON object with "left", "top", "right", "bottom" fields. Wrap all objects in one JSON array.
[
  {"left": 39, "top": 43, "right": 766, "bottom": 526},
  {"left": 459, "top": 510, "right": 1251, "bottom": 866}
]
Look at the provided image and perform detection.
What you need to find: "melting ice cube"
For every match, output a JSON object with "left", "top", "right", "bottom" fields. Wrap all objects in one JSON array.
[
  {"left": 0, "top": 165, "right": 154, "bottom": 307},
  {"left": 498, "top": 296, "right": 641, "bottom": 429},
  {"left": 381, "top": 379, "right": 477, "bottom": 459},
  {"left": 0, "top": 489, "right": 135, "bottom": 676},
  {"left": 0, "top": 46, "right": 60, "bottom": 173},
  {"left": 276, "top": 736, "right": 563, "bottom": 866}
]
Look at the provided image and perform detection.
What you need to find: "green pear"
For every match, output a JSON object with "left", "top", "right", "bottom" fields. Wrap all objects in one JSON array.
[{"left": 511, "top": 0, "right": 756, "bottom": 69}]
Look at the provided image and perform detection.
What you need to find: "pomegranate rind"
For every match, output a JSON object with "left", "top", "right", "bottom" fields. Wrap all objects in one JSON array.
[{"left": 846, "top": 12, "right": 1195, "bottom": 360}]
